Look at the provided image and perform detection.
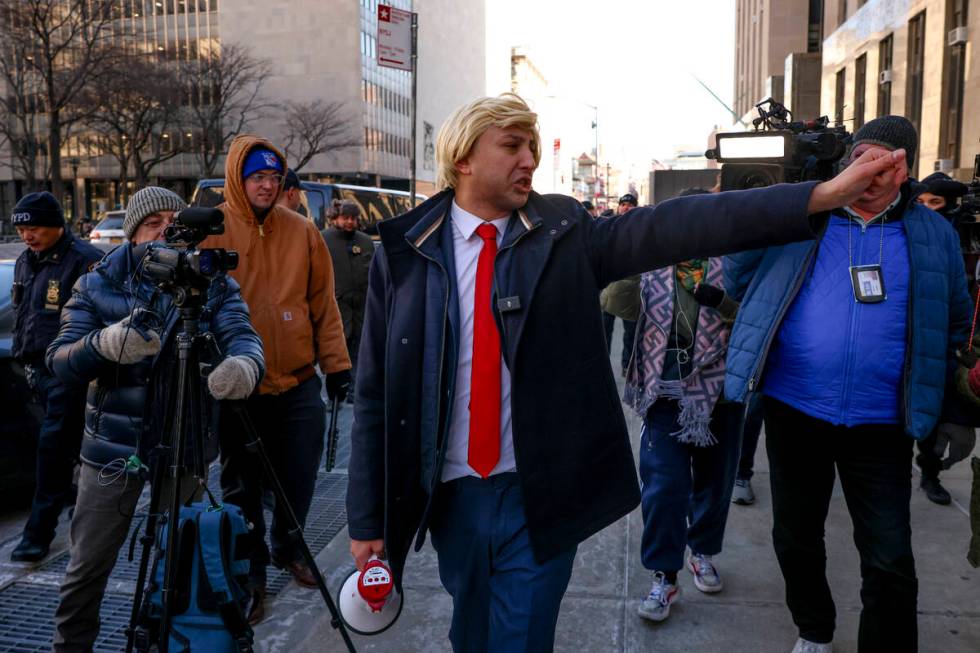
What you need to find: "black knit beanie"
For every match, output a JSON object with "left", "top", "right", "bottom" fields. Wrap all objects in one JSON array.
[
  {"left": 849, "top": 115, "right": 918, "bottom": 169},
  {"left": 921, "top": 172, "right": 968, "bottom": 202},
  {"left": 10, "top": 191, "right": 65, "bottom": 228}
]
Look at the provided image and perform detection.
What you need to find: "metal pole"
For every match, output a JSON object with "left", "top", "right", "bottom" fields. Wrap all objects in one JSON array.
[{"left": 409, "top": 11, "right": 418, "bottom": 205}]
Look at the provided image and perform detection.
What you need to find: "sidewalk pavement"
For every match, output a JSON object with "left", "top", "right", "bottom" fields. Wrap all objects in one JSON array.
[{"left": 256, "top": 327, "right": 980, "bottom": 653}]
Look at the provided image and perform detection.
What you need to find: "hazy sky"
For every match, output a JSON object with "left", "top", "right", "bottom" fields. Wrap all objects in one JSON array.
[{"left": 485, "top": 0, "right": 737, "bottom": 169}]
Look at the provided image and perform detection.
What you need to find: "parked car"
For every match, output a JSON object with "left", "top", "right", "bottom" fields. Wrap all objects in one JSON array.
[
  {"left": 191, "top": 179, "right": 425, "bottom": 234},
  {"left": 88, "top": 210, "right": 127, "bottom": 245},
  {"left": 0, "top": 259, "right": 42, "bottom": 511}
]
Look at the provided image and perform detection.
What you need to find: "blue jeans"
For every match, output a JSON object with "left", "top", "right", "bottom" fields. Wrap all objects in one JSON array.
[
  {"left": 429, "top": 473, "right": 577, "bottom": 653},
  {"left": 639, "top": 399, "right": 742, "bottom": 573},
  {"left": 22, "top": 367, "right": 86, "bottom": 546}
]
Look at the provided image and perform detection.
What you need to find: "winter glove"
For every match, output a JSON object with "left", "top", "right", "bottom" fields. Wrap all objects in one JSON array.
[
  {"left": 969, "top": 361, "right": 980, "bottom": 398},
  {"left": 207, "top": 355, "right": 260, "bottom": 400},
  {"left": 693, "top": 282, "right": 740, "bottom": 322},
  {"left": 325, "top": 369, "right": 352, "bottom": 403},
  {"left": 93, "top": 316, "right": 161, "bottom": 364},
  {"left": 934, "top": 423, "right": 977, "bottom": 470}
]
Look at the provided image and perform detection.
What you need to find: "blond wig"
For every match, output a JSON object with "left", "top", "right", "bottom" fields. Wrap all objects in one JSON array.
[{"left": 435, "top": 93, "right": 541, "bottom": 189}]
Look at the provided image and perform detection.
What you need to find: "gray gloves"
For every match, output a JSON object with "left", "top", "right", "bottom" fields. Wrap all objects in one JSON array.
[
  {"left": 207, "top": 355, "right": 260, "bottom": 400},
  {"left": 93, "top": 316, "right": 161, "bottom": 364},
  {"left": 934, "top": 423, "right": 977, "bottom": 470}
]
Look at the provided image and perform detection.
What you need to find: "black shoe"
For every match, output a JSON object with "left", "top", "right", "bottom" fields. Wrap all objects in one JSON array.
[
  {"left": 10, "top": 539, "right": 49, "bottom": 563},
  {"left": 921, "top": 476, "right": 951, "bottom": 505}
]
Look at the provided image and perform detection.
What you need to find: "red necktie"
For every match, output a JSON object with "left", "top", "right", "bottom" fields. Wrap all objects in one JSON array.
[{"left": 468, "top": 223, "right": 501, "bottom": 478}]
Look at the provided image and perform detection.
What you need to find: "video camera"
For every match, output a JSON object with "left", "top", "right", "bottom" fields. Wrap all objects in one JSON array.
[
  {"left": 143, "top": 207, "right": 238, "bottom": 305},
  {"left": 706, "top": 98, "right": 851, "bottom": 191},
  {"left": 954, "top": 154, "right": 980, "bottom": 255}
]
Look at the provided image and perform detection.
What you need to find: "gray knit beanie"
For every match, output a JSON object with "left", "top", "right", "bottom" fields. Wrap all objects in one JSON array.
[
  {"left": 849, "top": 115, "right": 918, "bottom": 169},
  {"left": 123, "top": 187, "right": 187, "bottom": 239}
]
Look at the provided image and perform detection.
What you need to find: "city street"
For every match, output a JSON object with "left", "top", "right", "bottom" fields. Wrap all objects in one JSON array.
[
  {"left": 255, "top": 327, "right": 980, "bottom": 653},
  {"left": 0, "top": 321, "right": 977, "bottom": 652}
]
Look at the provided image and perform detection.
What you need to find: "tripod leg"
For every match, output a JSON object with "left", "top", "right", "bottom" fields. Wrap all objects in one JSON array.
[
  {"left": 126, "top": 452, "right": 167, "bottom": 653},
  {"left": 228, "top": 401, "right": 357, "bottom": 653},
  {"left": 324, "top": 395, "right": 341, "bottom": 473}
]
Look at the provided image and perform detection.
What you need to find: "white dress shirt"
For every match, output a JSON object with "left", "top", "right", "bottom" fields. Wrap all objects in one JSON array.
[{"left": 440, "top": 201, "right": 516, "bottom": 482}]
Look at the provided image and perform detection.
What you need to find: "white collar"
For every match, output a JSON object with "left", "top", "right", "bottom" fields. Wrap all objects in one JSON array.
[{"left": 451, "top": 201, "right": 509, "bottom": 240}]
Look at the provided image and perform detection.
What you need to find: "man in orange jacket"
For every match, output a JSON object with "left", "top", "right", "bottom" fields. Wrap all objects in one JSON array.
[{"left": 205, "top": 135, "right": 351, "bottom": 624}]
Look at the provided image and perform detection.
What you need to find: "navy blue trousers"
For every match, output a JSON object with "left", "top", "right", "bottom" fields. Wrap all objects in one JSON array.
[
  {"left": 736, "top": 392, "right": 765, "bottom": 481},
  {"left": 22, "top": 367, "right": 85, "bottom": 545},
  {"left": 639, "top": 399, "right": 742, "bottom": 573},
  {"left": 219, "top": 375, "right": 326, "bottom": 584},
  {"left": 429, "top": 473, "right": 577, "bottom": 653}
]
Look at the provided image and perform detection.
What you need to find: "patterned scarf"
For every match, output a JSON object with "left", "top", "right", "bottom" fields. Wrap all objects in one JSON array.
[
  {"left": 675, "top": 258, "right": 707, "bottom": 292},
  {"left": 623, "top": 258, "right": 731, "bottom": 446}
]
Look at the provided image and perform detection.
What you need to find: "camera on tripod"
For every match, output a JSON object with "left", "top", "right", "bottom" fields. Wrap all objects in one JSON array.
[
  {"left": 143, "top": 207, "right": 238, "bottom": 302},
  {"left": 706, "top": 98, "right": 851, "bottom": 191},
  {"left": 954, "top": 154, "right": 980, "bottom": 254}
]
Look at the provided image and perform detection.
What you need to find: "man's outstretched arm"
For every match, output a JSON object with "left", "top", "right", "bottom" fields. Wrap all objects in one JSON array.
[{"left": 589, "top": 148, "right": 907, "bottom": 286}]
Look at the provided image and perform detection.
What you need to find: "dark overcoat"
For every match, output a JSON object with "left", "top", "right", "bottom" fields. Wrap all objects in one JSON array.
[{"left": 347, "top": 184, "right": 819, "bottom": 584}]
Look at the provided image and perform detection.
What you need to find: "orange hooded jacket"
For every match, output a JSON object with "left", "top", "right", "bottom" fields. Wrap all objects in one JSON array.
[{"left": 203, "top": 135, "right": 350, "bottom": 395}]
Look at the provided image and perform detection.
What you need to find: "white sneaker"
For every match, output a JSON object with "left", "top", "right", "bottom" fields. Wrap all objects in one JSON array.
[
  {"left": 790, "top": 638, "right": 833, "bottom": 653},
  {"left": 687, "top": 553, "right": 724, "bottom": 593},
  {"left": 637, "top": 571, "right": 680, "bottom": 622},
  {"left": 732, "top": 478, "right": 756, "bottom": 505}
]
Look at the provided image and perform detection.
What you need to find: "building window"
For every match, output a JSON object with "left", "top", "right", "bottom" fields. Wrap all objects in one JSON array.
[
  {"left": 906, "top": 11, "right": 926, "bottom": 173},
  {"left": 835, "top": 67, "right": 846, "bottom": 125},
  {"left": 877, "top": 34, "right": 893, "bottom": 116},
  {"left": 854, "top": 53, "right": 867, "bottom": 129},
  {"left": 837, "top": 0, "right": 847, "bottom": 26},
  {"left": 940, "top": 0, "right": 968, "bottom": 165},
  {"left": 807, "top": 0, "right": 823, "bottom": 53}
]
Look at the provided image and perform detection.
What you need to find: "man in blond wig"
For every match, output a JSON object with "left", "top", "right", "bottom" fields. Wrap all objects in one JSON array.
[{"left": 347, "top": 93, "right": 908, "bottom": 651}]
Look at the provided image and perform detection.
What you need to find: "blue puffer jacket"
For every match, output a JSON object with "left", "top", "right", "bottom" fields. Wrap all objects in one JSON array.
[
  {"left": 46, "top": 243, "right": 265, "bottom": 468},
  {"left": 724, "top": 194, "right": 971, "bottom": 439}
]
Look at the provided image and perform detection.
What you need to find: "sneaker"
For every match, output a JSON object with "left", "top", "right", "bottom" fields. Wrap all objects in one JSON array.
[
  {"left": 637, "top": 571, "right": 679, "bottom": 622},
  {"left": 687, "top": 553, "right": 723, "bottom": 593},
  {"left": 732, "top": 478, "right": 756, "bottom": 505},
  {"left": 790, "top": 637, "right": 833, "bottom": 653},
  {"left": 920, "top": 476, "right": 951, "bottom": 505}
]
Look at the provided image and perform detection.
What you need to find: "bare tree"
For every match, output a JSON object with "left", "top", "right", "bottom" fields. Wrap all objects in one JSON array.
[
  {"left": 0, "top": 60, "right": 50, "bottom": 190},
  {"left": 81, "top": 54, "right": 184, "bottom": 204},
  {"left": 181, "top": 43, "right": 272, "bottom": 178},
  {"left": 279, "top": 100, "right": 361, "bottom": 173},
  {"left": 0, "top": 0, "right": 120, "bottom": 204}
]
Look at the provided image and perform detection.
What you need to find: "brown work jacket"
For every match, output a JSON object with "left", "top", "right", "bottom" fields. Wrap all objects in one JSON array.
[{"left": 204, "top": 134, "right": 350, "bottom": 394}]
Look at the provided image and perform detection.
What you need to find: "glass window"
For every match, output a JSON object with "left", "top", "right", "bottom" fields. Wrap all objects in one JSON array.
[
  {"left": 906, "top": 11, "right": 926, "bottom": 174},
  {"left": 853, "top": 54, "right": 867, "bottom": 129},
  {"left": 877, "top": 34, "right": 893, "bottom": 116}
]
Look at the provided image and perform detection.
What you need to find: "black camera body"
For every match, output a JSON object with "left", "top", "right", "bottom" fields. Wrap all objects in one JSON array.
[
  {"left": 953, "top": 154, "right": 980, "bottom": 256},
  {"left": 143, "top": 207, "right": 238, "bottom": 305},
  {"left": 706, "top": 98, "right": 851, "bottom": 191}
]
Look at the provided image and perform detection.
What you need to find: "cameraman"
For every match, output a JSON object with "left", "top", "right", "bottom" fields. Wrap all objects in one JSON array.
[
  {"left": 48, "top": 187, "right": 265, "bottom": 652},
  {"left": 203, "top": 136, "right": 351, "bottom": 624},
  {"left": 723, "top": 116, "right": 974, "bottom": 653}
]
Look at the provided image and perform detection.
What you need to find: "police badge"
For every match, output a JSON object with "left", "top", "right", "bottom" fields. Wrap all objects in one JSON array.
[
  {"left": 352, "top": 245, "right": 363, "bottom": 255},
  {"left": 45, "top": 279, "right": 60, "bottom": 310}
]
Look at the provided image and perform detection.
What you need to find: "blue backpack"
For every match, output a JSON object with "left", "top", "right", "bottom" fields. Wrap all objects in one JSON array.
[{"left": 144, "top": 502, "right": 254, "bottom": 652}]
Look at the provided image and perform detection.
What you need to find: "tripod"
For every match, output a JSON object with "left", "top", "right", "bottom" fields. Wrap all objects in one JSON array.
[{"left": 124, "top": 284, "right": 356, "bottom": 653}]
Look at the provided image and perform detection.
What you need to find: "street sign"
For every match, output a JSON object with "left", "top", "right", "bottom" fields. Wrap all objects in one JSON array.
[{"left": 377, "top": 4, "right": 413, "bottom": 71}]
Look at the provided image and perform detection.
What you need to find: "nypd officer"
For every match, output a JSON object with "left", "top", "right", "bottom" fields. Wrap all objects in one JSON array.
[{"left": 9, "top": 191, "right": 102, "bottom": 562}]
